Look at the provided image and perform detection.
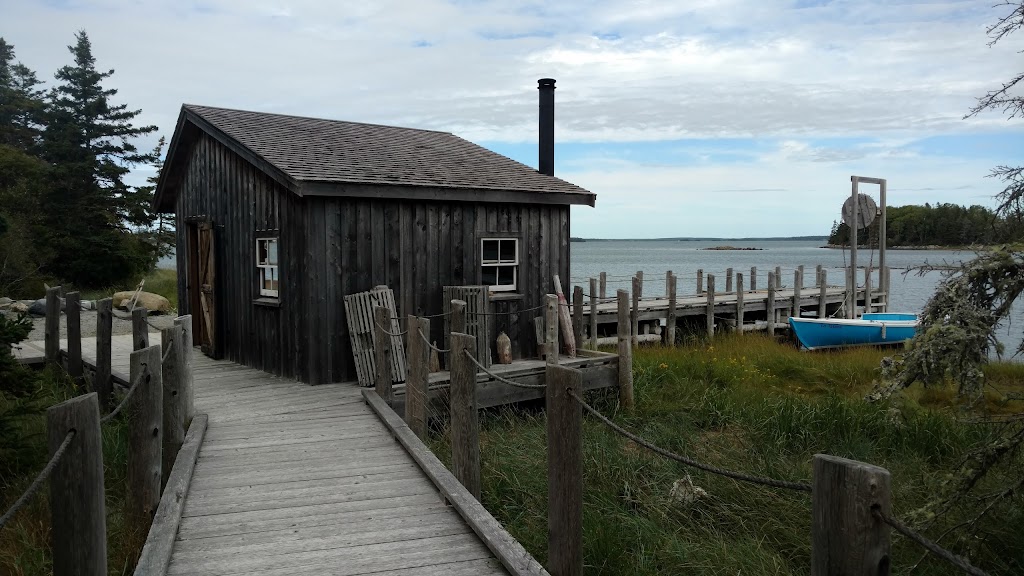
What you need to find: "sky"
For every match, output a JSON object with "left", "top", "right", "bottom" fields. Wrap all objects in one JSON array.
[{"left": 3, "top": 0, "right": 1023, "bottom": 238}]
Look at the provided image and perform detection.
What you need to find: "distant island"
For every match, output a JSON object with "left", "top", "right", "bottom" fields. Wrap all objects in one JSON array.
[
  {"left": 700, "top": 246, "right": 764, "bottom": 251},
  {"left": 570, "top": 236, "right": 828, "bottom": 242}
]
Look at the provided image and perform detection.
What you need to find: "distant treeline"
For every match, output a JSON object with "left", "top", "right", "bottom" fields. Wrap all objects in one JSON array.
[{"left": 828, "top": 203, "right": 1024, "bottom": 247}]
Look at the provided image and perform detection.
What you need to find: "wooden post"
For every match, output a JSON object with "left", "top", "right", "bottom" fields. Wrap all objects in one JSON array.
[
  {"left": 811, "top": 454, "right": 891, "bottom": 575},
  {"left": 66, "top": 291, "right": 83, "bottom": 382},
  {"left": 128, "top": 345, "right": 163, "bottom": 536},
  {"left": 793, "top": 269, "right": 802, "bottom": 321},
  {"left": 48, "top": 393, "right": 107, "bottom": 576},
  {"left": 665, "top": 270, "right": 672, "bottom": 297},
  {"left": 666, "top": 274, "right": 677, "bottom": 346},
  {"left": 572, "top": 285, "right": 584, "bottom": 349},
  {"left": 450, "top": 332, "right": 480, "bottom": 499},
  {"left": 45, "top": 285, "right": 61, "bottom": 364},
  {"left": 588, "top": 278, "right": 598, "bottom": 350},
  {"left": 706, "top": 275, "right": 716, "bottom": 338},
  {"left": 598, "top": 272, "right": 607, "bottom": 299},
  {"left": 630, "top": 276, "right": 640, "bottom": 348},
  {"left": 865, "top": 266, "right": 873, "bottom": 314},
  {"left": 846, "top": 266, "right": 855, "bottom": 319},
  {"left": 160, "top": 324, "right": 185, "bottom": 490},
  {"left": 767, "top": 271, "right": 776, "bottom": 336},
  {"left": 96, "top": 298, "right": 113, "bottom": 410},
  {"left": 546, "top": 364, "right": 583, "bottom": 576},
  {"left": 725, "top": 267, "right": 733, "bottom": 293},
  {"left": 635, "top": 270, "right": 643, "bottom": 299},
  {"left": 750, "top": 266, "right": 757, "bottom": 291},
  {"left": 173, "top": 315, "right": 194, "bottom": 425},
  {"left": 449, "top": 299, "right": 466, "bottom": 369},
  {"left": 373, "top": 306, "right": 394, "bottom": 405},
  {"left": 816, "top": 264, "right": 823, "bottom": 288},
  {"left": 818, "top": 269, "right": 828, "bottom": 318},
  {"left": 735, "top": 273, "right": 744, "bottom": 332},
  {"left": 545, "top": 294, "right": 559, "bottom": 364},
  {"left": 697, "top": 269, "right": 704, "bottom": 295},
  {"left": 775, "top": 266, "right": 782, "bottom": 288},
  {"left": 534, "top": 317, "right": 546, "bottom": 359},
  {"left": 884, "top": 267, "right": 891, "bottom": 313},
  {"left": 616, "top": 290, "right": 633, "bottom": 409},
  {"left": 133, "top": 307, "right": 149, "bottom": 351},
  {"left": 405, "top": 316, "right": 429, "bottom": 439}
]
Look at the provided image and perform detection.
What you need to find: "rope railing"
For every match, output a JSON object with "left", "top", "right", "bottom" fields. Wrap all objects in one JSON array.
[
  {"left": 0, "top": 430, "right": 76, "bottom": 531},
  {"left": 100, "top": 363, "right": 149, "bottom": 425},
  {"left": 417, "top": 328, "right": 450, "bottom": 354},
  {"left": 374, "top": 320, "right": 408, "bottom": 337},
  {"left": 567, "top": 390, "right": 813, "bottom": 492},
  {"left": 463, "top": 349, "right": 547, "bottom": 389},
  {"left": 874, "top": 509, "right": 991, "bottom": 576}
]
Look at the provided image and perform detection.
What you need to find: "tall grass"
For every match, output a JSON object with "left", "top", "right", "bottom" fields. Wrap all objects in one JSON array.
[
  {"left": 0, "top": 369, "right": 144, "bottom": 575},
  {"left": 434, "top": 334, "right": 1024, "bottom": 575},
  {"left": 77, "top": 268, "right": 178, "bottom": 311}
]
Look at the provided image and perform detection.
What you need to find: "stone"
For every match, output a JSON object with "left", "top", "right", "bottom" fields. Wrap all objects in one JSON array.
[
  {"left": 28, "top": 299, "right": 47, "bottom": 317},
  {"left": 0, "top": 297, "right": 12, "bottom": 308},
  {"left": 112, "top": 291, "right": 171, "bottom": 314},
  {"left": 669, "top": 475, "right": 708, "bottom": 506},
  {"left": 10, "top": 301, "right": 28, "bottom": 314}
]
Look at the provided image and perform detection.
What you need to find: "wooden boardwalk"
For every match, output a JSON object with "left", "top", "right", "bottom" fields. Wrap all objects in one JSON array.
[{"left": 168, "top": 353, "right": 508, "bottom": 575}]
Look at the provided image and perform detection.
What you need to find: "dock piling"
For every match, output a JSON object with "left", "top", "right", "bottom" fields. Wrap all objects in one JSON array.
[{"left": 706, "top": 275, "right": 716, "bottom": 338}]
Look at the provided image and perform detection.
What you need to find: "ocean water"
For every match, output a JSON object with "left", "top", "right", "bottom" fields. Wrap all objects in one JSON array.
[{"left": 570, "top": 239, "right": 1023, "bottom": 360}]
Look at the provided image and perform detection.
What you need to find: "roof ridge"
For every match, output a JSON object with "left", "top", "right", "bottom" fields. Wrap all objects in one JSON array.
[{"left": 182, "top": 104, "right": 455, "bottom": 136}]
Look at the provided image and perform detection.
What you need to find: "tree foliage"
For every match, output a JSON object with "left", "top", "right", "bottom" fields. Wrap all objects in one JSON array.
[{"left": 828, "top": 203, "right": 1023, "bottom": 247}]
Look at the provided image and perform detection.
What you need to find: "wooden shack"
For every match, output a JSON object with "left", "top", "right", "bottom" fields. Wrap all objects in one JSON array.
[{"left": 153, "top": 79, "right": 595, "bottom": 384}]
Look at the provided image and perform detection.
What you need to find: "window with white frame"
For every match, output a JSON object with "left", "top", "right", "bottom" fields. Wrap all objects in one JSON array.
[
  {"left": 256, "top": 237, "right": 279, "bottom": 298},
  {"left": 481, "top": 238, "right": 518, "bottom": 292}
]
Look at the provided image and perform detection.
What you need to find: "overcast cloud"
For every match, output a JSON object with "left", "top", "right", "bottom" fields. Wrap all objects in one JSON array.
[{"left": 3, "top": 0, "right": 1022, "bottom": 237}]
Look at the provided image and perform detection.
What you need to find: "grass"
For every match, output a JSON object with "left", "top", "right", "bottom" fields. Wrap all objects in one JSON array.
[
  {"left": 0, "top": 368, "right": 145, "bottom": 575},
  {"left": 431, "top": 334, "right": 1024, "bottom": 575},
  {"left": 76, "top": 268, "right": 179, "bottom": 312}
]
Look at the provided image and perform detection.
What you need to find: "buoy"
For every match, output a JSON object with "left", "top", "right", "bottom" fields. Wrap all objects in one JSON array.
[{"left": 496, "top": 332, "right": 512, "bottom": 364}]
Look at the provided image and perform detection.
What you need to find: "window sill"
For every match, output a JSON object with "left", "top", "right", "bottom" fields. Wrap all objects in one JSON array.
[
  {"left": 253, "top": 297, "right": 281, "bottom": 308},
  {"left": 488, "top": 292, "right": 523, "bottom": 302}
]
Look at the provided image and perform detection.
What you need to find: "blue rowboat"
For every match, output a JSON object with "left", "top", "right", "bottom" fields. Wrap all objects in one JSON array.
[{"left": 788, "top": 313, "right": 918, "bottom": 351}]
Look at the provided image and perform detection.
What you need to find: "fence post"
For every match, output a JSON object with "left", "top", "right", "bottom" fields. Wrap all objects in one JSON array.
[
  {"left": 405, "top": 316, "right": 429, "bottom": 439},
  {"left": 45, "top": 285, "right": 61, "bottom": 364},
  {"left": 373, "top": 306, "right": 394, "bottom": 405},
  {"left": 616, "top": 289, "right": 633, "bottom": 409},
  {"left": 775, "top": 266, "right": 782, "bottom": 288},
  {"left": 811, "top": 454, "right": 892, "bottom": 575},
  {"left": 48, "top": 392, "right": 107, "bottom": 576},
  {"left": 546, "top": 364, "right": 583, "bottom": 576},
  {"left": 666, "top": 273, "right": 677, "bottom": 346},
  {"left": 706, "top": 275, "right": 716, "bottom": 338},
  {"left": 66, "top": 291, "right": 83, "bottom": 382},
  {"left": 635, "top": 270, "right": 643, "bottom": 299},
  {"left": 884, "top": 267, "right": 891, "bottom": 313},
  {"left": 96, "top": 298, "right": 113, "bottom": 410},
  {"left": 545, "top": 294, "right": 559, "bottom": 364},
  {"left": 865, "top": 266, "right": 873, "bottom": 314},
  {"left": 630, "top": 276, "right": 640, "bottom": 348},
  {"left": 697, "top": 268, "right": 704, "bottom": 295},
  {"left": 173, "top": 315, "right": 194, "bottom": 425},
  {"left": 133, "top": 307, "right": 149, "bottom": 351},
  {"left": 818, "top": 269, "right": 828, "bottom": 318},
  {"left": 750, "top": 266, "right": 757, "bottom": 291},
  {"left": 725, "top": 267, "right": 733, "bottom": 293},
  {"left": 735, "top": 273, "right": 744, "bottom": 332},
  {"left": 572, "top": 285, "right": 584, "bottom": 349},
  {"left": 450, "top": 332, "right": 480, "bottom": 499},
  {"left": 451, "top": 299, "right": 466, "bottom": 334},
  {"left": 161, "top": 324, "right": 185, "bottom": 490},
  {"left": 128, "top": 345, "right": 163, "bottom": 537},
  {"left": 816, "top": 264, "right": 823, "bottom": 288},
  {"left": 767, "top": 271, "right": 776, "bottom": 336},
  {"left": 598, "top": 271, "right": 607, "bottom": 299},
  {"left": 589, "top": 278, "right": 598, "bottom": 350},
  {"left": 792, "top": 269, "right": 802, "bottom": 321},
  {"left": 664, "top": 270, "right": 672, "bottom": 297}
]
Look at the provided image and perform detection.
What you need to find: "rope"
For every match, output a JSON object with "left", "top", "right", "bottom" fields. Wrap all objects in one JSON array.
[
  {"left": 568, "top": 391, "right": 813, "bottom": 492},
  {"left": 463, "top": 350, "right": 547, "bottom": 389},
  {"left": 417, "top": 328, "right": 450, "bottom": 354},
  {"left": 373, "top": 320, "right": 408, "bottom": 337},
  {"left": 465, "top": 302, "right": 549, "bottom": 316},
  {"left": 100, "top": 364, "right": 149, "bottom": 425},
  {"left": 0, "top": 430, "right": 76, "bottom": 531},
  {"left": 874, "top": 509, "right": 990, "bottom": 576}
]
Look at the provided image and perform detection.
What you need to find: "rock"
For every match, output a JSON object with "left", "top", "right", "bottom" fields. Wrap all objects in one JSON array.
[
  {"left": 112, "top": 291, "right": 171, "bottom": 314},
  {"left": 0, "top": 297, "right": 12, "bottom": 308},
  {"left": 28, "top": 299, "right": 47, "bottom": 317},
  {"left": 10, "top": 301, "right": 28, "bottom": 314},
  {"left": 669, "top": 475, "right": 708, "bottom": 506}
]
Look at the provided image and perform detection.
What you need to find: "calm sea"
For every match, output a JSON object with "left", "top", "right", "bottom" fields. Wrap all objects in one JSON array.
[{"left": 570, "top": 239, "right": 1023, "bottom": 360}]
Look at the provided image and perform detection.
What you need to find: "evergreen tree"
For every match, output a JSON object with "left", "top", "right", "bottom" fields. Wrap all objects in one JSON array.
[
  {"left": 0, "top": 37, "right": 45, "bottom": 152},
  {"left": 132, "top": 136, "right": 174, "bottom": 267},
  {"left": 41, "top": 30, "right": 158, "bottom": 287}
]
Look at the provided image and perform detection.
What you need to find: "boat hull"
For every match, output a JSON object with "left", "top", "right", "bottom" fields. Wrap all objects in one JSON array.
[{"left": 789, "top": 315, "right": 918, "bottom": 351}]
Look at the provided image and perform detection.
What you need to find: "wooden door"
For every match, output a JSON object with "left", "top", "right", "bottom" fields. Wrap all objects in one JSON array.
[{"left": 198, "top": 221, "right": 217, "bottom": 357}]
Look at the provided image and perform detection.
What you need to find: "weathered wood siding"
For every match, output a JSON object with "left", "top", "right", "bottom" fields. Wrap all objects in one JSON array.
[
  {"left": 175, "top": 132, "right": 307, "bottom": 381},
  {"left": 304, "top": 199, "right": 570, "bottom": 384}
]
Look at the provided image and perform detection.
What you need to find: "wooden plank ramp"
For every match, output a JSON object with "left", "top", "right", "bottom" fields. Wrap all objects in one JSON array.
[{"left": 168, "top": 353, "right": 508, "bottom": 575}]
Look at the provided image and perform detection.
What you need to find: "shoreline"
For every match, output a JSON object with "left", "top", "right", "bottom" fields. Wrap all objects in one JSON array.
[{"left": 819, "top": 244, "right": 992, "bottom": 251}]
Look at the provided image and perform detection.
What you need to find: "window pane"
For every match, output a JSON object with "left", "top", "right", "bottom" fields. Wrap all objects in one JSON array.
[
  {"left": 268, "top": 239, "right": 278, "bottom": 265},
  {"left": 499, "top": 240, "right": 516, "bottom": 263},
  {"left": 482, "top": 240, "right": 498, "bottom": 263},
  {"left": 497, "top": 265, "right": 514, "bottom": 286},
  {"left": 258, "top": 240, "right": 268, "bottom": 265},
  {"left": 270, "top": 267, "right": 279, "bottom": 290},
  {"left": 261, "top": 268, "right": 271, "bottom": 291},
  {"left": 481, "top": 266, "right": 498, "bottom": 285}
]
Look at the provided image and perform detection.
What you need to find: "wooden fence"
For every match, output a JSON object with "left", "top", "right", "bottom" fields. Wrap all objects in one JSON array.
[{"left": 2, "top": 287, "right": 199, "bottom": 576}]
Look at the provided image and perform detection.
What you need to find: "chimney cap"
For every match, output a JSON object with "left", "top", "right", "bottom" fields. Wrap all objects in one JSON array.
[{"left": 538, "top": 78, "right": 556, "bottom": 88}]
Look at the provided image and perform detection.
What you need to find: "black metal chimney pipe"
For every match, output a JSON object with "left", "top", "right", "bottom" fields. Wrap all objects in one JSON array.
[{"left": 538, "top": 78, "right": 555, "bottom": 176}]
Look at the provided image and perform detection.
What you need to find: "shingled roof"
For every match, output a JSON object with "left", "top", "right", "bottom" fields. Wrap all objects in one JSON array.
[{"left": 155, "top": 104, "right": 595, "bottom": 211}]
